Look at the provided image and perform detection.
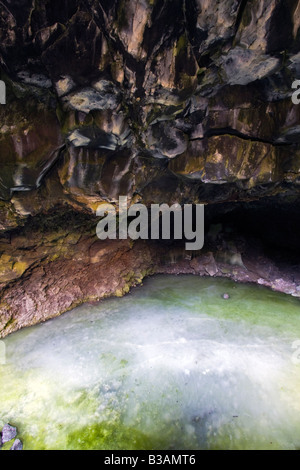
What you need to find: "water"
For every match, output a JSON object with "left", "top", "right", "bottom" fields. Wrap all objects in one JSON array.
[{"left": 1, "top": 275, "right": 300, "bottom": 450}]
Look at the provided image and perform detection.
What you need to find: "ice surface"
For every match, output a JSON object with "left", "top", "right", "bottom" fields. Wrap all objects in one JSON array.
[{"left": 1, "top": 275, "right": 300, "bottom": 450}]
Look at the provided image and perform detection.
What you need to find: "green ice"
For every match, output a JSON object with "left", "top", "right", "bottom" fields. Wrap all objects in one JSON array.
[{"left": 1, "top": 275, "right": 300, "bottom": 450}]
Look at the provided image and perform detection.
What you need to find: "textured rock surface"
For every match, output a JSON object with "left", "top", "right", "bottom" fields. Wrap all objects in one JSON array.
[
  {"left": 1, "top": 424, "right": 17, "bottom": 443},
  {"left": 0, "top": 0, "right": 300, "bottom": 335},
  {"left": 10, "top": 439, "right": 23, "bottom": 451},
  {"left": 0, "top": 424, "right": 23, "bottom": 450},
  {"left": 0, "top": 0, "right": 299, "bottom": 206}
]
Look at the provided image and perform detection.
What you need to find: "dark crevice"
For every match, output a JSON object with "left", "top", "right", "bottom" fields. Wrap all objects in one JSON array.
[
  {"left": 83, "top": 0, "right": 147, "bottom": 98},
  {"left": 234, "top": 0, "right": 249, "bottom": 34},
  {"left": 205, "top": 194, "right": 300, "bottom": 254},
  {"left": 190, "top": 127, "right": 295, "bottom": 147},
  {"left": 266, "top": 0, "right": 294, "bottom": 54}
]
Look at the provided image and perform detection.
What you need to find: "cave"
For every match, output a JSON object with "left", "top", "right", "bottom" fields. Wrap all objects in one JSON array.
[{"left": 0, "top": 0, "right": 300, "bottom": 451}]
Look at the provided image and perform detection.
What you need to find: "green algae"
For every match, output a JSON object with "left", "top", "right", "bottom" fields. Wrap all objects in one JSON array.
[{"left": 66, "top": 422, "right": 172, "bottom": 451}]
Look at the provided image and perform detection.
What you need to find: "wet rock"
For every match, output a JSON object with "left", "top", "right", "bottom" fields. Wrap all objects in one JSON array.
[
  {"left": 63, "top": 83, "right": 121, "bottom": 114},
  {"left": 0, "top": 0, "right": 299, "bottom": 207},
  {"left": 0, "top": 99, "right": 64, "bottom": 200},
  {"left": 219, "top": 48, "right": 280, "bottom": 86},
  {"left": 1, "top": 424, "right": 17, "bottom": 444},
  {"left": 10, "top": 439, "right": 23, "bottom": 451},
  {"left": 169, "top": 135, "right": 281, "bottom": 188}
]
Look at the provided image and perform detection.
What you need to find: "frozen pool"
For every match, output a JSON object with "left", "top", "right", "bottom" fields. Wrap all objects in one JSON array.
[{"left": 1, "top": 275, "right": 300, "bottom": 450}]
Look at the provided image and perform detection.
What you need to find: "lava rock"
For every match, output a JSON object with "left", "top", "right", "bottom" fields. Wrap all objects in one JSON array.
[
  {"left": 10, "top": 439, "right": 23, "bottom": 451},
  {"left": 1, "top": 424, "right": 17, "bottom": 443}
]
